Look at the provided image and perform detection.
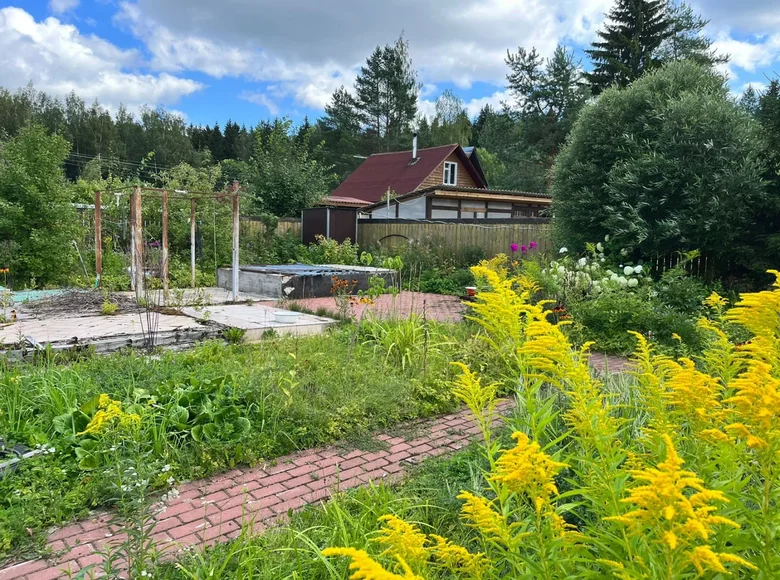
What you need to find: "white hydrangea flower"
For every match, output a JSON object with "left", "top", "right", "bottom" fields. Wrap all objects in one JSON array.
[
  {"left": 604, "top": 234, "right": 610, "bottom": 242},
  {"left": 618, "top": 276, "right": 628, "bottom": 286},
  {"left": 627, "top": 278, "right": 639, "bottom": 288},
  {"left": 596, "top": 242, "right": 604, "bottom": 252},
  {"left": 559, "top": 247, "right": 568, "bottom": 254},
  {"left": 578, "top": 257, "right": 587, "bottom": 267},
  {"left": 634, "top": 265, "right": 643, "bottom": 274},
  {"left": 623, "top": 265, "right": 634, "bottom": 276},
  {"left": 557, "top": 266, "right": 566, "bottom": 276},
  {"left": 620, "top": 248, "right": 629, "bottom": 257},
  {"left": 610, "top": 273, "right": 619, "bottom": 281}
]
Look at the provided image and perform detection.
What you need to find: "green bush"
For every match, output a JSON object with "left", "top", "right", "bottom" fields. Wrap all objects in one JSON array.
[
  {"left": 552, "top": 61, "right": 766, "bottom": 266},
  {"left": 567, "top": 287, "right": 704, "bottom": 355}
]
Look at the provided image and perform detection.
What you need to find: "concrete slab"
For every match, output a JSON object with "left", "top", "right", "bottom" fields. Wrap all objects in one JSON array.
[
  {"left": 115, "top": 287, "right": 275, "bottom": 306},
  {"left": 0, "top": 312, "right": 206, "bottom": 347},
  {"left": 182, "top": 303, "right": 336, "bottom": 340}
]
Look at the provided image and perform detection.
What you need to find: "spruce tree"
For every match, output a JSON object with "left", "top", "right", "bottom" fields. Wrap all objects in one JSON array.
[{"left": 586, "top": 0, "right": 673, "bottom": 95}]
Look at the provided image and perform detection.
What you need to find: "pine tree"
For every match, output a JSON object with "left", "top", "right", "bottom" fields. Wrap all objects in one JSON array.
[
  {"left": 354, "top": 35, "right": 419, "bottom": 150},
  {"left": 739, "top": 86, "right": 760, "bottom": 116},
  {"left": 586, "top": 0, "right": 673, "bottom": 95},
  {"left": 657, "top": 2, "right": 727, "bottom": 68}
]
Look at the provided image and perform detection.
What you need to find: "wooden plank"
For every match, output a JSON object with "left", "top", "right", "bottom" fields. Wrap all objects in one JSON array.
[
  {"left": 94, "top": 190, "right": 102, "bottom": 286},
  {"left": 162, "top": 189, "right": 169, "bottom": 303},
  {"left": 131, "top": 186, "right": 144, "bottom": 296},
  {"left": 190, "top": 198, "right": 197, "bottom": 288}
]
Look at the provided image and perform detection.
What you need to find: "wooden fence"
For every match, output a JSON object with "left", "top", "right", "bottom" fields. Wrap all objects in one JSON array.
[
  {"left": 240, "top": 217, "right": 301, "bottom": 238},
  {"left": 357, "top": 219, "right": 553, "bottom": 258}
]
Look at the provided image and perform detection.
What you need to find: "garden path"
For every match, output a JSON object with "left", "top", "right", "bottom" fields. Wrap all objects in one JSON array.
[
  {"left": 282, "top": 291, "right": 466, "bottom": 323},
  {"left": 0, "top": 401, "right": 513, "bottom": 580}
]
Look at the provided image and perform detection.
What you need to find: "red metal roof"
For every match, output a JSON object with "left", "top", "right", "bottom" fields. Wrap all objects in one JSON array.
[{"left": 330, "top": 144, "right": 486, "bottom": 203}]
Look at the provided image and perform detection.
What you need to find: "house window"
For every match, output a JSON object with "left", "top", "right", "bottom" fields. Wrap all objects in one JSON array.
[{"left": 443, "top": 162, "right": 458, "bottom": 186}]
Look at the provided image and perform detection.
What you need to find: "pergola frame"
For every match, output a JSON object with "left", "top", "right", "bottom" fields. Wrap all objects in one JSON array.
[{"left": 94, "top": 181, "right": 242, "bottom": 303}]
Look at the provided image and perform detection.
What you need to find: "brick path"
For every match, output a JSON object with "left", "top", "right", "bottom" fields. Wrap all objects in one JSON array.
[
  {"left": 285, "top": 291, "right": 466, "bottom": 323},
  {"left": 0, "top": 401, "right": 513, "bottom": 580}
]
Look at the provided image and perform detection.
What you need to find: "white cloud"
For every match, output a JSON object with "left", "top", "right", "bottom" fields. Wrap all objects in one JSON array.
[
  {"left": 419, "top": 89, "right": 510, "bottom": 121},
  {"left": 116, "top": 0, "right": 613, "bottom": 112},
  {"left": 49, "top": 0, "right": 80, "bottom": 14},
  {"left": 0, "top": 7, "right": 204, "bottom": 115},
  {"left": 239, "top": 91, "right": 280, "bottom": 116},
  {"left": 712, "top": 32, "right": 780, "bottom": 79}
]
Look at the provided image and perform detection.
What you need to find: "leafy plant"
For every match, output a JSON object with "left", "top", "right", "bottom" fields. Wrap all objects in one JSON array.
[{"left": 222, "top": 327, "right": 247, "bottom": 345}]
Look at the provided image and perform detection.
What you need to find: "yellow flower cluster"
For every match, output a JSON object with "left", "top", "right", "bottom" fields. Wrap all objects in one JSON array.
[
  {"left": 456, "top": 491, "right": 516, "bottom": 546},
  {"left": 374, "top": 515, "right": 428, "bottom": 564},
  {"left": 724, "top": 361, "right": 780, "bottom": 450},
  {"left": 661, "top": 358, "right": 725, "bottom": 430},
  {"left": 79, "top": 394, "right": 141, "bottom": 435},
  {"left": 725, "top": 270, "right": 780, "bottom": 339},
  {"left": 429, "top": 535, "right": 487, "bottom": 579},
  {"left": 322, "top": 547, "right": 423, "bottom": 580},
  {"left": 489, "top": 432, "right": 567, "bottom": 504},
  {"left": 325, "top": 515, "right": 487, "bottom": 580},
  {"left": 606, "top": 434, "right": 754, "bottom": 574}
]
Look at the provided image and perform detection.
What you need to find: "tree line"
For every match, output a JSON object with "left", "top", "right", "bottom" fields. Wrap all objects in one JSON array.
[
  {"left": 0, "top": 1, "right": 742, "bottom": 199},
  {"left": 2, "top": 0, "right": 780, "bottom": 286}
]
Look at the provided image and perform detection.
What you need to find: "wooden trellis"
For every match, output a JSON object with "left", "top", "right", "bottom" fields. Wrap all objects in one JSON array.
[{"left": 94, "top": 181, "right": 242, "bottom": 303}]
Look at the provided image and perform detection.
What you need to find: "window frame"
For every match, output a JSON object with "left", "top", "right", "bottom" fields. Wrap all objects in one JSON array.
[{"left": 443, "top": 161, "right": 458, "bottom": 186}]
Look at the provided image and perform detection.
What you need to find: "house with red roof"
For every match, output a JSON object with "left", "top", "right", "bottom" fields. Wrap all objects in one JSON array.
[{"left": 319, "top": 140, "right": 551, "bottom": 220}]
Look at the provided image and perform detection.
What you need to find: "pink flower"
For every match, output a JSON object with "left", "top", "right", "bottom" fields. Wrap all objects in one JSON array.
[
  {"left": 529, "top": 241, "right": 538, "bottom": 250},
  {"left": 510, "top": 243, "right": 519, "bottom": 253},
  {"left": 521, "top": 245, "right": 528, "bottom": 254}
]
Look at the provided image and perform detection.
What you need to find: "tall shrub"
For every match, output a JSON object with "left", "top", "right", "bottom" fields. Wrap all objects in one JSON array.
[
  {"left": 551, "top": 62, "right": 766, "bottom": 267},
  {"left": 0, "top": 125, "right": 79, "bottom": 287}
]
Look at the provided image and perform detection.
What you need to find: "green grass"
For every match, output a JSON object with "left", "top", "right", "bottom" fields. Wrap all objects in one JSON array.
[
  {"left": 156, "top": 441, "right": 491, "bottom": 580},
  {"left": 0, "top": 321, "right": 487, "bottom": 561}
]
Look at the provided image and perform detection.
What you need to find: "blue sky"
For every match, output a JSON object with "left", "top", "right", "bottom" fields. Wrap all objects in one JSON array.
[{"left": 2, "top": 0, "right": 779, "bottom": 128}]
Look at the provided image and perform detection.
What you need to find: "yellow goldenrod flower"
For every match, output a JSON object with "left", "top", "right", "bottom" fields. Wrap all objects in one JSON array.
[
  {"left": 322, "top": 547, "right": 424, "bottom": 580},
  {"left": 661, "top": 358, "right": 725, "bottom": 430},
  {"left": 606, "top": 434, "right": 752, "bottom": 575},
  {"left": 79, "top": 394, "right": 141, "bottom": 435},
  {"left": 373, "top": 515, "right": 428, "bottom": 565},
  {"left": 725, "top": 270, "right": 780, "bottom": 339},
  {"left": 450, "top": 362, "right": 499, "bottom": 434},
  {"left": 723, "top": 361, "right": 780, "bottom": 450},
  {"left": 429, "top": 535, "right": 487, "bottom": 579},
  {"left": 457, "top": 491, "right": 517, "bottom": 546},
  {"left": 703, "top": 291, "right": 728, "bottom": 312},
  {"left": 489, "top": 432, "right": 567, "bottom": 503},
  {"left": 696, "top": 318, "right": 746, "bottom": 389}
]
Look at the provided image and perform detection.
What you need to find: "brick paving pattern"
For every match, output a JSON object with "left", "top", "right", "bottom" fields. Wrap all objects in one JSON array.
[
  {"left": 0, "top": 401, "right": 513, "bottom": 580},
  {"left": 284, "top": 291, "right": 467, "bottom": 323}
]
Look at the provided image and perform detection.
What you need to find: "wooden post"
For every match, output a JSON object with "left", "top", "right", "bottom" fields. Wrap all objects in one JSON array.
[
  {"left": 94, "top": 190, "right": 102, "bottom": 287},
  {"left": 131, "top": 186, "right": 144, "bottom": 296},
  {"left": 231, "top": 181, "right": 240, "bottom": 302},
  {"left": 161, "top": 189, "right": 169, "bottom": 304},
  {"left": 190, "top": 198, "right": 197, "bottom": 288},
  {"left": 129, "top": 189, "right": 136, "bottom": 292}
]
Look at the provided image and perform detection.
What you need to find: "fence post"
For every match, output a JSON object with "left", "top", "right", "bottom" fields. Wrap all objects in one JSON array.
[
  {"left": 162, "top": 189, "right": 169, "bottom": 304},
  {"left": 94, "top": 190, "right": 102, "bottom": 287},
  {"left": 190, "top": 198, "right": 197, "bottom": 288},
  {"left": 131, "top": 186, "right": 144, "bottom": 297},
  {"left": 231, "top": 181, "right": 240, "bottom": 302}
]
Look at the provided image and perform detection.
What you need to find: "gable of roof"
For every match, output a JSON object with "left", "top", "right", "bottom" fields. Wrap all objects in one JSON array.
[{"left": 330, "top": 144, "right": 487, "bottom": 203}]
